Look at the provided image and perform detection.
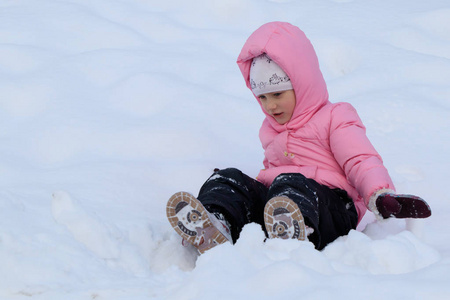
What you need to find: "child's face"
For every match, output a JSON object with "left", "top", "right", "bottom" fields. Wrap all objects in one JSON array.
[{"left": 258, "top": 89, "right": 296, "bottom": 125}]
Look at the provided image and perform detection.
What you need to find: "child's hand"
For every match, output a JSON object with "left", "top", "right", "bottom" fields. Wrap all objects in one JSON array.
[{"left": 376, "top": 193, "right": 431, "bottom": 219}]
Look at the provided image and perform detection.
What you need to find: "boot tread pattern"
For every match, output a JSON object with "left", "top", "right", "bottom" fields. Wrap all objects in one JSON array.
[
  {"left": 264, "top": 196, "right": 306, "bottom": 241},
  {"left": 167, "top": 191, "right": 228, "bottom": 254}
]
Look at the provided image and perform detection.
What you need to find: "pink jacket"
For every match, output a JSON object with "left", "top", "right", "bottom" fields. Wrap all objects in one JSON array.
[{"left": 237, "top": 22, "right": 395, "bottom": 223}]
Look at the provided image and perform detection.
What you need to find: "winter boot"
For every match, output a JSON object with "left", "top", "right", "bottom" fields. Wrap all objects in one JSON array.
[
  {"left": 264, "top": 196, "right": 307, "bottom": 241},
  {"left": 166, "top": 192, "right": 232, "bottom": 254}
]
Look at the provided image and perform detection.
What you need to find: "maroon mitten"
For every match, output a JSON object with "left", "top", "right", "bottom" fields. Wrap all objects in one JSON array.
[{"left": 376, "top": 193, "right": 431, "bottom": 219}]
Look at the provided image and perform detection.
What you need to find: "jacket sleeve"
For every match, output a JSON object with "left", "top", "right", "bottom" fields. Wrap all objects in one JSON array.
[{"left": 329, "top": 103, "right": 395, "bottom": 207}]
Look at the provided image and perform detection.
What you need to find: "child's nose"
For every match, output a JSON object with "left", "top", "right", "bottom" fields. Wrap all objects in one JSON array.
[{"left": 267, "top": 100, "right": 276, "bottom": 110}]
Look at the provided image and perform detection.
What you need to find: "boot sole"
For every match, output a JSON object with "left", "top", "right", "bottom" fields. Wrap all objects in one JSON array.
[
  {"left": 264, "top": 196, "right": 306, "bottom": 241},
  {"left": 166, "top": 191, "right": 229, "bottom": 254}
]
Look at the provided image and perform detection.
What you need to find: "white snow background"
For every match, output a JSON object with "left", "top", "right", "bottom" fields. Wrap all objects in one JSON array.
[{"left": 1, "top": 0, "right": 449, "bottom": 299}]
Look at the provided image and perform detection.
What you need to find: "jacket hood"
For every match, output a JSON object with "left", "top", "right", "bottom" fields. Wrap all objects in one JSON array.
[{"left": 237, "top": 22, "right": 329, "bottom": 131}]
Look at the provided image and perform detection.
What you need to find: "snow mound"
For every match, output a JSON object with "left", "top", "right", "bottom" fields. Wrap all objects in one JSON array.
[
  {"left": 168, "top": 223, "right": 442, "bottom": 299},
  {"left": 52, "top": 191, "right": 120, "bottom": 259}
]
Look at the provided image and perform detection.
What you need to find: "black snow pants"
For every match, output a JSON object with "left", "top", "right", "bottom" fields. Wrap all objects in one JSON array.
[{"left": 197, "top": 168, "right": 358, "bottom": 250}]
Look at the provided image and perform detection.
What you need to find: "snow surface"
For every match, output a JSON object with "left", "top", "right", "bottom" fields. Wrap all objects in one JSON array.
[{"left": 1, "top": 0, "right": 450, "bottom": 299}]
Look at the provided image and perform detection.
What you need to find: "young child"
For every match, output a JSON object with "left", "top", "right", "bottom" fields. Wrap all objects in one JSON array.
[{"left": 166, "top": 22, "right": 431, "bottom": 254}]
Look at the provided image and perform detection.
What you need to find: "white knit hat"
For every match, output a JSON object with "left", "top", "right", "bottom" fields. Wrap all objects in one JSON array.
[{"left": 250, "top": 54, "right": 292, "bottom": 96}]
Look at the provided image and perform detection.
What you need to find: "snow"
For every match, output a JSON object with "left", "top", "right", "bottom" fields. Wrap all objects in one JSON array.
[{"left": 1, "top": 0, "right": 449, "bottom": 299}]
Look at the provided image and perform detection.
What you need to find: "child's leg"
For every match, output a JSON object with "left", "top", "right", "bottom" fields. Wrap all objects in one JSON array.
[
  {"left": 197, "top": 168, "right": 269, "bottom": 243},
  {"left": 266, "top": 173, "right": 358, "bottom": 250},
  {"left": 314, "top": 186, "right": 358, "bottom": 249}
]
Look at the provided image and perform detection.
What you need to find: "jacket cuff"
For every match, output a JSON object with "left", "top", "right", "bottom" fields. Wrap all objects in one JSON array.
[{"left": 368, "top": 188, "right": 396, "bottom": 219}]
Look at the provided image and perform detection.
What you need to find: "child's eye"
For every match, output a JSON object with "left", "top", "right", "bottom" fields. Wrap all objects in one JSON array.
[
  {"left": 258, "top": 95, "right": 266, "bottom": 100},
  {"left": 273, "top": 92, "right": 282, "bottom": 97}
]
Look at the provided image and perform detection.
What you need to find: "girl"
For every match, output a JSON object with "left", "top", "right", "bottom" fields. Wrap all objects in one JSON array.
[{"left": 166, "top": 22, "right": 431, "bottom": 254}]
